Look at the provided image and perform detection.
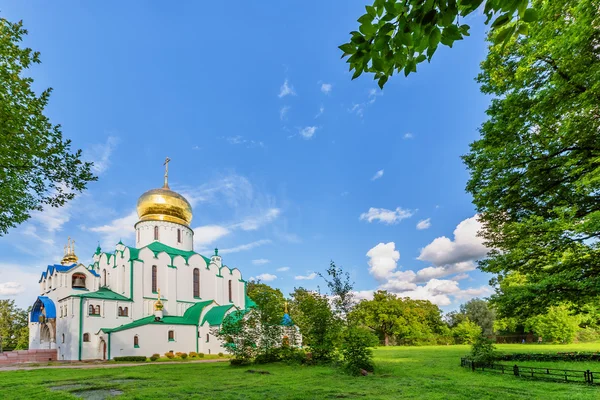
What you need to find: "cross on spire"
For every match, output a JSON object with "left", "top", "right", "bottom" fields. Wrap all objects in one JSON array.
[{"left": 163, "top": 157, "right": 171, "bottom": 188}]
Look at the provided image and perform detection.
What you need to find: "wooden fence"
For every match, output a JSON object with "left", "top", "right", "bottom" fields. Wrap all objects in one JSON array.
[{"left": 460, "top": 358, "right": 600, "bottom": 385}]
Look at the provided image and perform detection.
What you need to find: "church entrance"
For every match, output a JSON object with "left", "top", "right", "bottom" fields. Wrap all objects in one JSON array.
[
  {"left": 40, "top": 324, "right": 51, "bottom": 349},
  {"left": 99, "top": 340, "right": 107, "bottom": 360}
]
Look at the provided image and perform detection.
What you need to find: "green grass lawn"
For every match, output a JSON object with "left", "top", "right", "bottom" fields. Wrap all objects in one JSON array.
[{"left": 1, "top": 344, "right": 600, "bottom": 399}]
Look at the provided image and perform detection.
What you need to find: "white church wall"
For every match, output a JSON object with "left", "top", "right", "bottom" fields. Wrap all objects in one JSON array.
[
  {"left": 109, "top": 324, "right": 197, "bottom": 358},
  {"left": 198, "top": 324, "right": 227, "bottom": 355},
  {"left": 135, "top": 221, "right": 193, "bottom": 251}
]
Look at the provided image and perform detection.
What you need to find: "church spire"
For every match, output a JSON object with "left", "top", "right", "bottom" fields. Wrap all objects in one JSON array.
[
  {"left": 163, "top": 156, "right": 171, "bottom": 189},
  {"left": 60, "top": 237, "right": 79, "bottom": 265}
]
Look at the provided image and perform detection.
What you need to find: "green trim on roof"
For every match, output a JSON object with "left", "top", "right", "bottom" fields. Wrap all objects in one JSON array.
[
  {"left": 182, "top": 300, "right": 214, "bottom": 322},
  {"left": 127, "top": 247, "right": 141, "bottom": 261},
  {"left": 201, "top": 304, "right": 236, "bottom": 326},
  {"left": 142, "top": 242, "right": 211, "bottom": 264},
  {"left": 71, "top": 287, "right": 132, "bottom": 302}
]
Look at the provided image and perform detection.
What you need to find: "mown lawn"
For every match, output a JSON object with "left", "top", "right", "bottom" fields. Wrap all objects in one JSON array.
[{"left": 1, "top": 344, "right": 599, "bottom": 399}]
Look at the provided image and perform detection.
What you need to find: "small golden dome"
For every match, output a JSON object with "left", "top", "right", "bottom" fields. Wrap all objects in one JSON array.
[
  {"left": 137, "top": 157, "right": 192, "bottom": 226},
  {"left": 137, "top": 187, "right": 193, "bottom": 226}
]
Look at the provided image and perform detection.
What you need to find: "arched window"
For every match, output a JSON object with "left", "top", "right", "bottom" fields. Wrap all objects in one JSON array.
[
  {"left": 193, "top": 268, "right": 200, "bottom": 298},
  {"left": 177, "top": 228, "right": 182, "bottom": 243},
  {"left": 152, "top": 265, "right": 157, "bottom": 293},
  {"left": 89, "top": 304, "right": 95, "bottom": 315},
  {"left": 228, "top": 280, "right": 232, "bottom": 303},
  {"left": 154, "top": 226, "right": 159, "bottom": 240},
  {"left": 72, "top": 273, "right": 86, "bottom": 289},
  {"left": 83, "top": 333, "right": 90, "bottom": 342},
  {"left": 95, "top": 305, "right": 101, "bottom": 315},
  {"left": 124, "top": 307, "right": 128, "bottom": 316},
  {"left": 168, "top": 330, "right": 174, "bottom": 341},
  {"left": 102, "top": 270, "right": 107, "bottom": 287},
  {"left": 118, "top": 307, "right": 123, "bottom": 316},
  {"left": 134, "top": 335, "right": 139, "bottom": 348},
  {"left": 206, "top": 333, "right": 209, "bottom": 342},
  {"left": 62, "top": 334, "right": 65, "bottom": 343}
]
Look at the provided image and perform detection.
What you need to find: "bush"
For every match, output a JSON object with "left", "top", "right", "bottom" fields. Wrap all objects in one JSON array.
[
  {"left": 175, "top": 352, "right": 184, "bottom": 358},
  {"left": 341, "top": 326, "right": 378, "bottom": 375},
  {"left": 198, "top": 352, "right": 205, "bottom": 358},
  {"left": 218, "top": 352, "right": 224, "bottom": 357},
  {"left": 576, "top": 327, "right": 600, "bottom": 343},
  {"left": 188, "top": 352, "right": 198, "bottom": 358},
  {"left": 254, "top": 349, "right": 281, "bottom": 364},
  {"left": 165, "top": 352, "right": 174, "bottom": 359},
  {"left": 230, "top": 357, "right": 252, "bottom": 366},
  {"left": 452, "top": 318, "right": 482, "bottom": 344},
  {"left": 113, "top": 356, "right": 147, "bottom": 362},
  {"left": 281, "top": 347, "right": 307, "bottom": 364},
  {"left": 496, "top": 352, "right": 600, "bottom": 362},
  {"left": 180, "top": 353, "right": 188, "bottom": 359},
  {"left": 150, "top": 353, "right": 160, "bottom": 361},
  {"left": 470, "top": 336, "right": 497, "bottom": 363}
]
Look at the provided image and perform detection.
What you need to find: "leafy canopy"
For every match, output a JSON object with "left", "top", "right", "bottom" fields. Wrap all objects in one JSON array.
[
  {"left": 462, "top": 0, "right": 600, "bottom": 318},
  {"left": 340, "top": 0, "right": 537, "bottom": 88},
  {"left": 0, "top": 17, "right": 96, "bottom": 236}
]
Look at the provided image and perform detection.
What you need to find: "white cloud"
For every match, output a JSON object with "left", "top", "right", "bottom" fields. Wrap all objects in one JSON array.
[
  {"left": 276, "top": 266, "right": 290, "bottom": 272},
  {"left": 252, "top": 259, "right": 270, "bottom": 265},
  {"left": 366, "top": 242, "right": 402, "bottom": 282},
  {"left": 219, "top": 239, "right": 271, "bottom": 254},
  {"left": 371, "top": 169, "right": 384, "bottom": 181},
  {"left": 348, "top": 103, "right": 364, "bottom": 117},
  {"left": 416, "top": 218, "right": 431, "bottom": 230},
  {"left": 321, "top": 83, "right": 332, "bottom": 94},
  {"left": 451, "top": 273, "right": 470, "bottom": 281},
  {"left": 29, "top": 204, "right": 71, "bottom": 233},
  {"left": 353, "top": 290, "right": 374, "bottom": 302},
  {"left": 299, "top": 126, "right": 318, "bottom": 139},
  {"left": 250, "top": 273, "right": 277, "bottom": 282},
  {"left": 360, "top": 207, "right": 413, "bottom": 224},
  {"left": 315, "top": 105, "right": 324, "bottom": 118},
  {"left": 235, "top": 208, "right": 281, "bottom": 231},
  {"left": 418, "top": 215, "right": 488, "bottom": 266},
  {"left": 295, "top": 272, "right": 317, "bottom": 280},
  {"left": 0, "top": 282, "right": 24, "bottom": 296},
  {"left": 454, "top": 286, "right": 493, "bottom": 300},
  {"left": 415, "top": 261, "right": 476, "bottom": 283},
  {"left": 87, "top": 210, "right": 137, "bottom": 248},
  {"left": 278, "top": 79, "right": 296, "bottom": 98},
  {"left": 368, "top": 88, "right": 382, "bottom": 104},
  {"left": 193, "top": 225, "right": 231, "bottom": 247},
  {"left": 88, "top": 136, "right": 119, "bottom": 175},
  {"left": 225, "top": 136, "right": 265, "bottom": 148},
  {"left": 280, "top": 106, "right": 290, "bottom": 120},
  {"left": 403, "top": 133, "right": 414, "bottom": 139}
]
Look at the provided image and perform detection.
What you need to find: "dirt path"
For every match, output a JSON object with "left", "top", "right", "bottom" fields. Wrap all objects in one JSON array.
[{"left": 0, "top": 358, "right": 229, "bottom": 372}]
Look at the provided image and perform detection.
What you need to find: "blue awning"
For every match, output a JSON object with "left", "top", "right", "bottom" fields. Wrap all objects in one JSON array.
[{"left": 30, "top": 296, "right": 56, "bottom": 322}]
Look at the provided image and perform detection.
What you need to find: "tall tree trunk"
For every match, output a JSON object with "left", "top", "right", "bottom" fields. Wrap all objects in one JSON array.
[{"left": 384, "top": 333, "right": 389, "bottom": 346}]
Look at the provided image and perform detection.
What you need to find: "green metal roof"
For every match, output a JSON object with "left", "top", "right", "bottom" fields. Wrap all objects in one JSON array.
[
  {"left": 101, "top": 300, "right": 215, "bottom": 333},
  {"left": 201, "top": 304, "right": 236, "bottom": 326},
  {"left": 70, "top": 287, "right": 132, "bottom": 302},
  {"left": 141, "top": 242, "right": 211, "bottom": 264}
]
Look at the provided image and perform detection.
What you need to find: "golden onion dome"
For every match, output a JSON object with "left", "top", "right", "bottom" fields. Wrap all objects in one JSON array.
[{"left": 136, "top": 158, "right": 193, "bottom": 226}]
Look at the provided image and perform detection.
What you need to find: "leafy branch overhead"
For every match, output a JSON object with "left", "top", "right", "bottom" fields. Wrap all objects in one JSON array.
[{"left": 339, "top": 0, "right": 537, "bottom": 88}]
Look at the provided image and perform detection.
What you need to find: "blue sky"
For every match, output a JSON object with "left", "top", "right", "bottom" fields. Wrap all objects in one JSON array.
[{"left": 0, "top": 2, "right": 494, "bottom": 310}]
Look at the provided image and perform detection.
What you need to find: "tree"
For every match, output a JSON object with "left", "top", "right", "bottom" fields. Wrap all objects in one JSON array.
[
  {"left": 525, "top": 305, "right": 580, "bottom": 344},
  {"left": 0, "top": 300, "right": 29, "bottom": 351},
  {"left": 0, "top": 17, "right": 96, "bottom": 236},
  {"left": 340, "top": 0, "right": 537, "bottom": 87},
  {"left": 460, "top": 299, "right": 496, "bottom": 336},
  {"left": 245, "top": 282, "right": 285, "bottom": 359},
  {"left": 289, "top": 287, "right": 341, "bottom": 362},
  {"left": 462, "top": 0, "right": 600, "bottom": 318},
  {"left": 452, "top": 318, "right": 481, "bottom": 344},
  {"left": 319, "top": 260, "right": 354, "bottom": 319}
]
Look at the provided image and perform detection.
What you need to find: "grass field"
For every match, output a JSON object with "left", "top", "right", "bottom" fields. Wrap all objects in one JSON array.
[{"left": 1, "top": 344, "right": 600, "bottom": 399}]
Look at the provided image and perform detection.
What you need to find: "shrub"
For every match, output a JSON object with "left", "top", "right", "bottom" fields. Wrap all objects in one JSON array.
[
  {"left": 217, "top": 352, "right": 224, "bottom": 357},
  {"left": 180, "top": 353, "right": 188, "bottom": 359},
  {"left": 150, "top": 353, "right": 160, "bottom": 361},
  {"left": 198, "top": 352, "right": 205, "bottom": 358},
  {"left": 452, "top": 318, "right": 482, "bottom": 344},
  {"left": 113, "top": 356, "right": 147, "bottom": 362},
  {"left": 189, "top": 352, "right": 198, "bottom": 358},
  {"left": 341, "top": 326, "right": 378, "bottom": 375},
  {"left": 165, "top": 352, "right": 174, "bottom": 359},
  {"left": 576, "top": 327, "right": 600, "bottom": 343},
  {"left": 281, "top": 347, "right": 307, "bottom": 365},
  {"left": 175, "top": 352, "right": 184, "bottom": 358},
  {"left": 470, "top": 336, "right": 497, "bottom": 363},
  {"left": 230, "top": 357, "right": 252, "bottom": 366}
]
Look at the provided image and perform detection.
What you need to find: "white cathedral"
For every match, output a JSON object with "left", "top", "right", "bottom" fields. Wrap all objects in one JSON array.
[{"left": 28, "top": 160, "right": 259, "bottom": 360}]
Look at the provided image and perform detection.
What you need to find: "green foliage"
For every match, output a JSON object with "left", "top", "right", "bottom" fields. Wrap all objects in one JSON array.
[
  {"left": 452, "top": 318, "right": 482, "bottom": 344},
  {"left": 495, "top": 352, "right": 600, "bottom": 362},
  {"left": 319, "top": 260, "right": 355, "bottom": 318},
  {"left": 340, "top": 0, "right": 534, "bottom": 87},
  {"left": 463, "top": 0, "right": 600, "bottom": 318},
  {"left": 217, "top": 352, "right": 224, "bottom": 357},
  {"left": 0, "top": 17, "right": 97, "bottom": 236},
  {"left": 113, "top": 356, "right": 147, "bottom": 362},
  {"left": 525, "top": 305, "right": 580, "bottom": 344},
  {"left": 149, "top": 354, "right": 160, "bottom": 361},
  {"left": 448, "top": 299, "right": 496, "bottom": 336},
  {"left": 470, "top": 336, "right": 497, "bottom": 363},
  {"left": 197, "top": 352, "right": 205, "bottom": 358},
  {"left": 0, "top": 299, "right": 29, "bottom": 351},
  {"left": 341, "top": 326, "right": 378, "bottom": 375},
  {"left": 351, "top": 290, "right": 447, "bottom": 346},
  {"left": 290, "top": 287, "right": 341, "bottom": 362},
  {"left": 164, "top": 352, "right": 174, "bottom": 359},
  {"left": 576, "top": 327, "right": 600, "bottom": 343},
  {"left": 180, "top": 353, "right": 188, "bottom": 360}
]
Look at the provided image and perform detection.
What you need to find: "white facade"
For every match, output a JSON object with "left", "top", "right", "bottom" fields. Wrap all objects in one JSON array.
[{"left": 28, "top": 182, "right": 253, "bottom": 360}]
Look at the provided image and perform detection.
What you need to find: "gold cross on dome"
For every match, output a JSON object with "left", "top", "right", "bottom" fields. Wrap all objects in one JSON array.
[{"left": 163, "top": 157, "right": 171, "bottom": 188}]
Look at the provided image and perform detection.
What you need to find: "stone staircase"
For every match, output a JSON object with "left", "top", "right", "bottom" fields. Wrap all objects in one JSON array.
[{"left": 0, "top": 349, "right": 57, "bottom": 365}]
